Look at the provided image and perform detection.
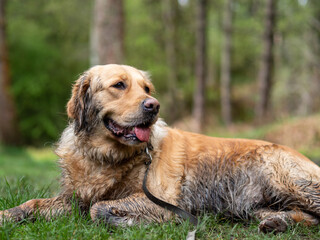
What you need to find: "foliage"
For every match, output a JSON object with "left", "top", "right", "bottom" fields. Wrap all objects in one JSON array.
[
  {"left": 4, "top": 0, "right": 320, "bottom": 145},
  {"left": 7, "top": 0, "right": 91, "bottom": 145}
]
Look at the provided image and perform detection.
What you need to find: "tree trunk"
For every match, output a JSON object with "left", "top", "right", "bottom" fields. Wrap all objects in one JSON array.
[
  {"left": 162, "top": 0, "right": 178, "bottom": 122},
  {"left": 310, "top": 2, "right": 320, "bottom": 113},
  {"left": 255, "top": 0, "right": 276, "bottom": 122},
  {"left": 90, "top": 0, "right": 124, "bottom": 65},
  {"left": 193, "top": 0, "right": 207, "bottom": 133},
  {"left": 0, "top": 0, "right": 20, "bottom": 145},
  {"left": 220, "top": 0, "right": 233, "bottom": 126}
]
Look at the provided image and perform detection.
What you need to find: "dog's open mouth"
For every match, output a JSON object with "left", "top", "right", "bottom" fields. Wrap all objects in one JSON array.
[{"left": 103, "top": 118, "right": 151, "bottom": 142}]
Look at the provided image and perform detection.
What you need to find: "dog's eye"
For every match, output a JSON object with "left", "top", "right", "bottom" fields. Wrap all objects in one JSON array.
[
  {"left": 144, "top": 86, "right": 150, "bottom": 94},
  {"left": 112, "top": 82, "right": 126, "bottom": 90}
]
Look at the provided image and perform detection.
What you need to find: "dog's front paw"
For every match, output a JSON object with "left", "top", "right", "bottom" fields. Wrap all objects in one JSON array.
[
  {"left": 0, "top": 211, "right": 4, "bottom": 226},
  {"left": 259, "top": 216, "right": 288, "bottom": 233},
  {"left": 91, "top": 205, "right": 136, "bottom": 226},
  {"left": 0, "top": 207, "right": 26, "bottom": 225},
  {"left": 0, "top": 210, "right": 12, "bottom": 226}
]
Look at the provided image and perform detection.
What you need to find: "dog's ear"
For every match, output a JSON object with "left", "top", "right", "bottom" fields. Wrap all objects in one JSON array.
[
  {"left": 139, "top": 70, "right": 151, "bottom": 81},
  {"left": 67, "top": 72, "right": 97, "bottom": 134},
  {"left": 67, "top": 72, "right": 90, "bottom": 119},
  {"left": 140, "top": 70, "right": 155, "bottom": 93}
]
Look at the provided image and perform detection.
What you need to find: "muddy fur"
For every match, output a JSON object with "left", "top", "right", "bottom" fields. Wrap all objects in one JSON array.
[
  {"left": 178, "top": 146, "right": 318, "bottom": 219},
  {"left": 1, "top": 64, "right": 320, "bottom": 233}
]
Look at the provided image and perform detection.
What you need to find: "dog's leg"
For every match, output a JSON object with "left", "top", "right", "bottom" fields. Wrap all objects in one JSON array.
[
  {"left": 0, "top": 196, "right": 71, "bottom": 224},
  {"left": 255, "top": 208, "right": 319, "bottom": 233},
  {"left": 90, "top": 192, "right": 171, "bottom": 226},
  {"left": 293, "top": 179, "right": 320, "bottom": 216},
  {"left": 271, "top": 176, "right": 320, "bottom": 219}
]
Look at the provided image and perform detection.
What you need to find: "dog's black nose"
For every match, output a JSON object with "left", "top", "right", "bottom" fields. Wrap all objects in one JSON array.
[{"left": 143, "top": 98, "right": 160, "bottom": 113}]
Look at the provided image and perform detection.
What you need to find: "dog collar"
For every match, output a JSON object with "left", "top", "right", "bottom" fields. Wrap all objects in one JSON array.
[{"left": 144, "top": 146, "right": 152, "bottom": 165}]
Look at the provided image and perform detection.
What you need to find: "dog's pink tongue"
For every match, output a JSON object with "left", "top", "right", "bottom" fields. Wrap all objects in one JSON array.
[{"left": 134, "top": 127, "right": 151, "bottom": 142}]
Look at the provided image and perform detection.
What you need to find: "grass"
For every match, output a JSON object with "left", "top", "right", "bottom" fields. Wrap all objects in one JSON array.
[
  {"left": 0, "top": 145, "right": 60, "bottom": 194},
  {"left": 1, "top": 118, "right": 320, "bottom": 239}
]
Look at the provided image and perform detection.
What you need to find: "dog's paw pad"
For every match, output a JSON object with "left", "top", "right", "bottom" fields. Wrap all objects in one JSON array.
[{"left": 259, "top": 216, "right": 288, "bottom": 233}]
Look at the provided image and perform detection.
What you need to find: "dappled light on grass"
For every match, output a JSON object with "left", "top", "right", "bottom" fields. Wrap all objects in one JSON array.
[
  {"left": 0, "top": 146, "right": 60, "bottom": 193},
  {"left": 25, "top": 147, "right": 57, "bottom": 163}
]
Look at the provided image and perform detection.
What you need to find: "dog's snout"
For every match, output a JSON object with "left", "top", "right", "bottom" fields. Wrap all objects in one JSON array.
[{"left": 143, "top": 98, "right": 160, "bottom": 113}]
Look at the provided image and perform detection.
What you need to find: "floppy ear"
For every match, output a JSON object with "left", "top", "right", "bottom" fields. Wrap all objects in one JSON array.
[
  {"left": 67, "top": 72, "right": 99, "bottom": 134},
  {"left": 67, "top": 73, "right": 90, "bottom": 119}
]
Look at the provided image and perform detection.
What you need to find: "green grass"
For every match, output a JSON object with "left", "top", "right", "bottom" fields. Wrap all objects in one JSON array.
[
  {"left": 0, "top": 145, "right": 60, "bottom": 194},
  {"left": 1, "top": 146, "right": 320, "bottom": 239}
]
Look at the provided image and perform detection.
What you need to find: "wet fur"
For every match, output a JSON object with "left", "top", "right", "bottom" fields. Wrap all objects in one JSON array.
[{"left": 1, "top": 64, "right": 320, "bottom": 233}]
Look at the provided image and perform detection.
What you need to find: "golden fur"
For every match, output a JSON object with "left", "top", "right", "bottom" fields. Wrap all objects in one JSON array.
[{"left": 1, "top": 64, "right": 320, "bottom": 233}]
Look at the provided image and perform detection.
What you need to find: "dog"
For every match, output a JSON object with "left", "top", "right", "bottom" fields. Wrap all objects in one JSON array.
[{"left": 1, "top": 64, "right": 320, "bottom": 233}]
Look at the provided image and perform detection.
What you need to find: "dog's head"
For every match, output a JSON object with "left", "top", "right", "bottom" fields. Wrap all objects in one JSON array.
[{"left": 67, "top": 64, "right": 160, "bottom": 146}]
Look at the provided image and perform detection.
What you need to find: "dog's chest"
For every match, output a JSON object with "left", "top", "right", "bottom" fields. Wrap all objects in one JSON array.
[{"left": 62, "top": 157, "right": 144, "bottom": 204}]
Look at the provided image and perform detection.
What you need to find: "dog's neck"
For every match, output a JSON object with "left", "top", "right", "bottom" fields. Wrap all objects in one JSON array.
[
  {"left": 78, "top": 138, "right": 148, "bottom": 165},
  {"left": 55, "top": 119, "right": 168, "bottom": 166}
]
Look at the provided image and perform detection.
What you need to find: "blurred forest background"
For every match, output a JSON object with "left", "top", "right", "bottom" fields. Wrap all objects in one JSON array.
[
  {"left": 1, "top": 1, "right": 320, "bottom": 238},
  {"left": 0, "top": 0, "right": 320, "bottom": 151}
]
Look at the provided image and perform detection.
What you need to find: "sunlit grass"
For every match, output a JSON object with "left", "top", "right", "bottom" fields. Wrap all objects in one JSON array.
[
  {"left": 208, "top": 114, "right": 320, "bottom": 163},
  {"left": 25, "top": 147, "right": 56, "bottom": 162},
  {"left": 0, "top": 145, "right": 60, "bottom": 194}
]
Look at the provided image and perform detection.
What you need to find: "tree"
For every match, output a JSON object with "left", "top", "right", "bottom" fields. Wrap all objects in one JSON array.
[
  {"left": 0, "top": 0, "right": 19, "bottom": 145},
  {"left": 193, "top": 0, "right": 207, "bottom": 133},
  {"left": 255, "top": 0, "right": 276, "bottom": 121},
  {"left": 309, "top": 0, "right": 320, "bottom": 113},
  {"left": 220, "top": 0, "right": 233, "bottom": 126},
  {"left": 90, "top": 0, "right": 124, "bottom": 65},
  {"left": 162, "top": 0, "right": 178, "bottom": 122}
]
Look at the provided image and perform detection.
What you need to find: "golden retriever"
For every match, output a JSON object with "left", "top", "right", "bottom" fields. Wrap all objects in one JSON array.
[{"left": 1, "top": 64, "right": 320, "bottom": 233}]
